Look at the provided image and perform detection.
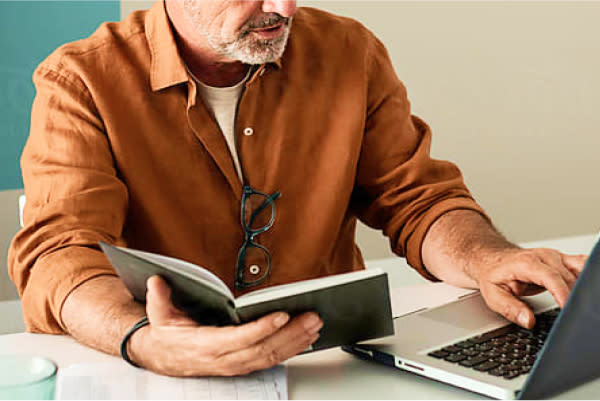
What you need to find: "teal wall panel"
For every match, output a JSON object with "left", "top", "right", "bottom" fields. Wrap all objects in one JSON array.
[{"left": 0, "top": 1, "right": 120, "bottom": 191}]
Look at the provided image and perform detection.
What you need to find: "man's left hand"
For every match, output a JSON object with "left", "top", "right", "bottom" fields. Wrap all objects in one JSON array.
[
  {"left": 473, "top": 248, "right": 587, "bottom": 328},
  {"left": 422, "top": 210, "right": 588, "bottom": 329}
]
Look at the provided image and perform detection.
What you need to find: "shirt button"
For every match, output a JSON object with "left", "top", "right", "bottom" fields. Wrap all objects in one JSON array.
[
  {"left": 243, "top": 127, "right": 254, "bottom": 136},
  {"left": 249, "top": 265, "right": 261, "bottom": 275},
  {"left": 259, "top": 69, "right": 266, "bottom": 77}
]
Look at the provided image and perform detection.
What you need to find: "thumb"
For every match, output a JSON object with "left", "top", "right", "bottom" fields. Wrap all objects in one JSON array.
[
  {"left": 146, "top": 275, "right": 195, "bottom": 326},
  {"left": 481, "top": 283, "right": 535, "bottom": 329}
]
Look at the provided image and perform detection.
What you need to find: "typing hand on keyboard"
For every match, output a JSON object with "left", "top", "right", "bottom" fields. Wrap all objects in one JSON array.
[
  {"left": 471, "top": 248, "right": 585, "bottom": 329},
  {"left": 428, "top": 308, "right": 560, "bottom": 380}
]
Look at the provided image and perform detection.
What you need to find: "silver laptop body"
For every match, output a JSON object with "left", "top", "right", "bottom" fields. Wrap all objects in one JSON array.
[
  {"left": 345, "top": 292, "right": 554, "bottom": 399},
  {"left": 345, "top": 237, "right": 600, "bottom": 399}
]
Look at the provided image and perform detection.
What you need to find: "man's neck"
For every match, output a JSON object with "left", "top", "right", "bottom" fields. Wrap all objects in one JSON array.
[
  {"left": 165, "top": 1, "right": 251, "bottom": 88},
  {"left": 177, "top": 39, "right": 250, "bottom": 88}
]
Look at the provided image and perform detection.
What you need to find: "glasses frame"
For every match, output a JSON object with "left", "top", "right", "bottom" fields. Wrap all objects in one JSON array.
[{"left": 235, "top": 184, "right": 281, "bottom": 289}]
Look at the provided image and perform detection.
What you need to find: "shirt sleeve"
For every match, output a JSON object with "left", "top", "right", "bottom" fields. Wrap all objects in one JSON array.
[
  {"left": 353, "top": 33, "right": 491, "bottom": 281},
  {"left": 7, "top": 64, "right": 127, "bottom": 333}
]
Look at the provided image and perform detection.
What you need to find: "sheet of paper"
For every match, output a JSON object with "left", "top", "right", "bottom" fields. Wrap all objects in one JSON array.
[
  {"left": 56, "top": 361, "right": 287, "bottom": 400},
  {"left": 391, "top": 282, "right": 477, "bottom": 318}
]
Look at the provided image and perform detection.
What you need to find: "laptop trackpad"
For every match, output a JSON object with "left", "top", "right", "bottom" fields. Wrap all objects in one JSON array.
[{"left": 419, "top": 294, "right": 506, "bottom": 331}]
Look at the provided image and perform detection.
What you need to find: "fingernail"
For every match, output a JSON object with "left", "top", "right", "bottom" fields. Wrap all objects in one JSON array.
[
  {"left": 273, "top": 312, "right": 289, "bottom": 328},
  {"left": 518, "top": 311, "right": 530, "bottom": 327},
  {"left": 308, "top": 320, "right": 323, "bottom": 335},
  {"left": 303, "top": 314, "right": 321, "bottom": 331}
]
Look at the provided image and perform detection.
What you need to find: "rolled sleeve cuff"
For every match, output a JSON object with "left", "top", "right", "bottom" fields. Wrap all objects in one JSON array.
[
  {"left": 405, "top": 197, "right": 491, "bottom": 282},
  {"left": 22, "top": 246, "right": 117, "bottom": 333}
]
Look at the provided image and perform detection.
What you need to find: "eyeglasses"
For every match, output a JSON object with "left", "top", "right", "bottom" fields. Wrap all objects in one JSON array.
[{"left": 235, "top": 184, "right": 281, "bottom": 290}]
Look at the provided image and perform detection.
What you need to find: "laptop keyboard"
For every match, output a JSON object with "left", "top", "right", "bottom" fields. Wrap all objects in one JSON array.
[{"left": 427, "top": 307, "right": 560, "bottom": 380}]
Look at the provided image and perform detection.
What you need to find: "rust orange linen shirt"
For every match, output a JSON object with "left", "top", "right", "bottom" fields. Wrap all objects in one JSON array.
[{"left": 8, "top": 2, "right": 488, "bottom": 333}]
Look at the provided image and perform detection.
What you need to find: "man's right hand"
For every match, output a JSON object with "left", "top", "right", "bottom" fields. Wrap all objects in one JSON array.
[{"left": 128, "top": 276, "right": 323, "bottom": 376}]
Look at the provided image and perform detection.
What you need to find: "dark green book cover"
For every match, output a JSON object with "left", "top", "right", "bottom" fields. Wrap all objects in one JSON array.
[{"left": 100, "top": 242, "right": 394, "bottom": 352}]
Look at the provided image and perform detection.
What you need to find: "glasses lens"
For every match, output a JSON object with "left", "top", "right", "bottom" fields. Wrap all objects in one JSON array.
[
  {"left": 239, "top": 243, "right": 270, "bottom": 284},
  {"left": 243, "top": 192, "right": 275, "bottom": 232}
]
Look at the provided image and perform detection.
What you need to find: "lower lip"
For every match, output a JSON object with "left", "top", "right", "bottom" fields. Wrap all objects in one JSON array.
[{"left": 250, "top": 24, "right": 285, "bottom": 40}]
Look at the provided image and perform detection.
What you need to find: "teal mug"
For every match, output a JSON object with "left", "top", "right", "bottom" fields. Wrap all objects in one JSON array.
[{"left": 0, "top": 355, "right": 57, "bottom": 400}]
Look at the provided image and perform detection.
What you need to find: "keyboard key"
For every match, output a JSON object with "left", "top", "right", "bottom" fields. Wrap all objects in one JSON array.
[
  {"left": 477, "top": 325, "right": 516, "bottom": 341},
  {"left": 474, "top": 361, "right": 500, "bottom": 372},
  {"left": 469, "top": 336, "right": 490, "bottom": 345},
  {"left": 517, "top": 330, "right": 533, "bottom": 338},
  {"left": 456, "top": 340, "right": 475, "bottom": 349},
  {"left": 445, "top": 353, "right": 467, "bottom": 363},
  {"left": 476, "top": 344, "right": 493, "bottom": 352},
  {"left": 428, "top": 350, "right": 449, "bottom": 359},
  {"left": 503, "top": 371, "right": 522, "bottom": 380},
  {"left": 483, "top": 350, "right": 500, "bottom": 358},
  {"left": 525, "top": 346, "right": 538, "bottom": 353},
  {"left": 443, "top": 346, "right": 462, "bottom": 353},
  {"left": 543, "top": 309, "right": 560, "bottom": 318},
  {"left": 462, "top": 349, "right": 481, "bottom": 357},
  {"left": 497, "top": 364, "right": 514, "bottom": 372},
  {"left": 459, "top": 355, "right": 489, "bottom": 367},
  {"left": 512, "top": 357, "right": 527, "bottom": 365}
]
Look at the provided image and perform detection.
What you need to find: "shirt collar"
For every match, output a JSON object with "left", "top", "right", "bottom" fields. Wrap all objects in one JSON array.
[
  {"left": 145, "top": 1, "right": 189, "bottom": 92},
  {"left": 145, "top": 1, "right": 282, "bottom": 93}
]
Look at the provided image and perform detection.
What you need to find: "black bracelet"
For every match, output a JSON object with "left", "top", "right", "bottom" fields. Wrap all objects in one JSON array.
[{"left": 120, "top": 316, "right": 150, "bottom": 368}]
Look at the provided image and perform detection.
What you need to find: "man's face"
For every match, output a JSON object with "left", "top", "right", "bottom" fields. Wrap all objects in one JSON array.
[{"left": 182, "top": 0, "right": 297, "bottom": 64}]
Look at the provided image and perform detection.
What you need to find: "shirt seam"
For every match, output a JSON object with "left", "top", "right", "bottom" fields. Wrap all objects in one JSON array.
[{"left": 35, "top": 66, "right": 96, "bottom": 109}]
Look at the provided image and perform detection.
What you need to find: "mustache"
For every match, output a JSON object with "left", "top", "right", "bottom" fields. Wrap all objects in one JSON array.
[{"left": 242, "top": 13, "right": 290, "bottom": 33}]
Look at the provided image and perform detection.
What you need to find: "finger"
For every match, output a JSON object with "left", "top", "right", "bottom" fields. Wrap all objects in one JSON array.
[
  {"left": 217, "top": 312, "right": 322, "bottom": 375},
  {"left": 146, "top": 275, "right": 195, "bottom": 326},
  {"left": 211, "top": 311, "right": 292, "bottom": 354},
  {"left": 249, "top": 312, "right": 322, "bottom": 358},
  {"left": 561, "top": 253, "right": 587, "bottom": 276},
  {"left": 508, "top": 260, "right": 570, "bottom": 307},
  {"left": 227, "top": 331, "right": 320, "bottom": 375},
  {"left": 535, "top": 249, "right": 577, "bottom": 290},
  {"left": 481, "top": 283, "right": 535, "bottom": 329}
]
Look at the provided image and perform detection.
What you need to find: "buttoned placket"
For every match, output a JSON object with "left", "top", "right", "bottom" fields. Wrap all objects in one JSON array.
[{"left": 234, "top": 64, "right": 274, "bottom": 285}]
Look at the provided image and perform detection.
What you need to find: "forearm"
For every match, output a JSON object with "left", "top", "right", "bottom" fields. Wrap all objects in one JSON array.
[
  {"left": 421, "top": 209, "right": 519, "bottom": 288},
  {"left": 61, "top": 275, "right": 145, "bottom": 357}
]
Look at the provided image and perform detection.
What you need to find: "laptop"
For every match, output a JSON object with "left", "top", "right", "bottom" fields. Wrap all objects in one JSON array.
[{"left": 343, "top": 238, "right": 600, "bottom": 399}]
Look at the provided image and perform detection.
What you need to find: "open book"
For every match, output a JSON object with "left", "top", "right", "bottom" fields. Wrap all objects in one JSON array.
[{"left": 99, "top": 242, "right": 394, "bottom": 351}]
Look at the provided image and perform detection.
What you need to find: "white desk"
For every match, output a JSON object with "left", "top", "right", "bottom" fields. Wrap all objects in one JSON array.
[{"left": 1, "top": 234, "right": 598, "bottom": 399}]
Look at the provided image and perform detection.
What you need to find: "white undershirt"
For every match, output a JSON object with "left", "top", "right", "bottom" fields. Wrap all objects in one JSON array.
[{"left": 190, "top": 68, "right": 251, "bottom": 181}]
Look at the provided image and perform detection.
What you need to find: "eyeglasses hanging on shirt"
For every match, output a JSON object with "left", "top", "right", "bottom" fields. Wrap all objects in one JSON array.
[{"left": 235, "top": 184, "right": 281, "bottom": 289}]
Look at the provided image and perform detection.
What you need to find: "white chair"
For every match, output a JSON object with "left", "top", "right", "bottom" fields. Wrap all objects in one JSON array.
[
  {"left": 18, "top": 194, "right": 25, "bottom": 228},
  {"left": 0, "top": 194, "right": 27, "bottom": 333}
]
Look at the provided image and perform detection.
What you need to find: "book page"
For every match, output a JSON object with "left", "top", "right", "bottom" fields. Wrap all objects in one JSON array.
[
  {"left": 56, "top": 362, "right": 287, "bottom": 400},
  {"left": 124, "top": 247, "right": 233, "bottom": 299}
]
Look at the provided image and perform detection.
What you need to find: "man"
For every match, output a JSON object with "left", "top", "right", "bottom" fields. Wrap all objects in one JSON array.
[{"left": 8, "top": 0, "right": 586, "bottom": 377}]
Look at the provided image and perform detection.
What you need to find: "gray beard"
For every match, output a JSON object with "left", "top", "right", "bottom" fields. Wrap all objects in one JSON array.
[{"left": 204, "top": 20, "right": 292, "bottom": 65}]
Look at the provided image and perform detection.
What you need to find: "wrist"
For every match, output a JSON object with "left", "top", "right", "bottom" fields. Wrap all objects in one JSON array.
[
  {"left": 123, "top": 317, "right": 151, "bottom": 368},
  {"left": 465, "top": 245, "right": 521, "bottom": 286}
]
